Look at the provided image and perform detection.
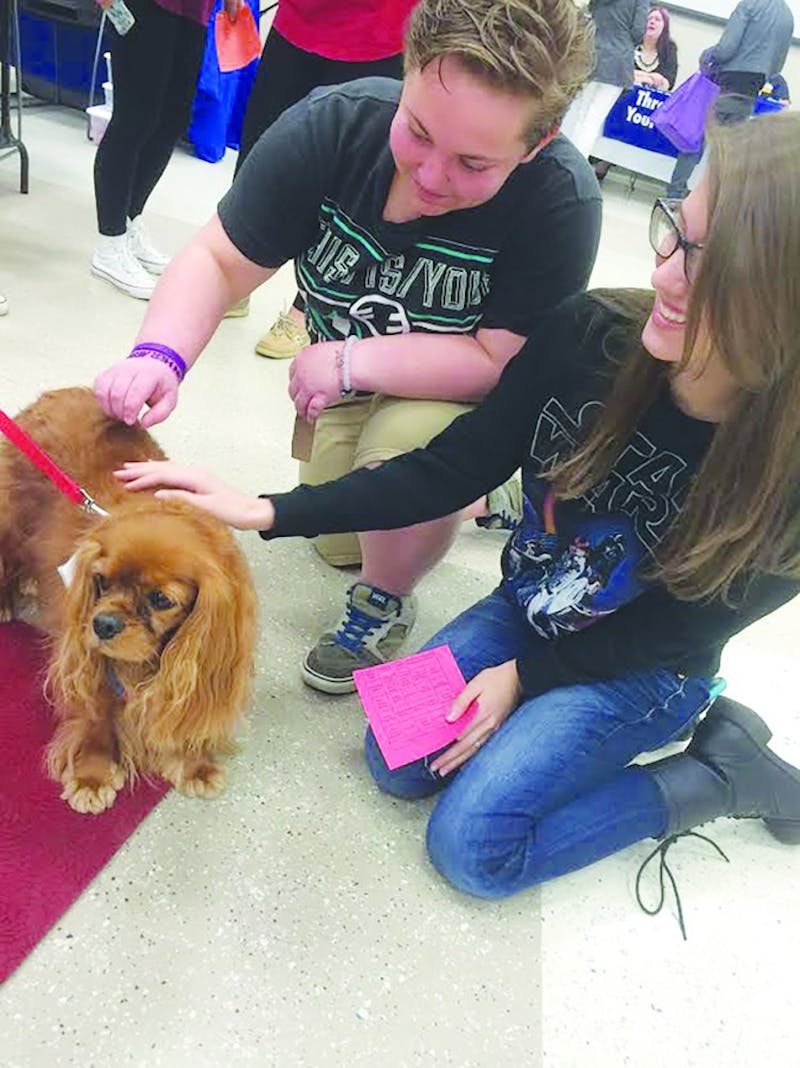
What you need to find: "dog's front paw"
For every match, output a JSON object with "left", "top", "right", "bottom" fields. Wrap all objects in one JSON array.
[
  {"left": 60, "top": 763, "right": 126, "bottom": 815},
  {"left": 168, "top": 759, "right": 228, "bottom": 800},
  {"left": 179, "top": 761, "right": 228, "bottom": 799}
]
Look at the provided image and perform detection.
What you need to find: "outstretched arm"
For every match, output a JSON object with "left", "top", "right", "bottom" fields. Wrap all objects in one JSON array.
[
  {"left": 114, "top": 464, "right": 276, "bottom": 529},
  {"left": 114, "top": 321, "right": 548, "bottom": 530},
  {"left": 94, "top": 216, "right": 276, "bottom": 428}
]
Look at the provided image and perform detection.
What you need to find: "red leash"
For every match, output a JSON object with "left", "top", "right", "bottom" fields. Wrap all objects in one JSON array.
[{"left": 0, "top": 407, "right": 108, "bottom": 517}]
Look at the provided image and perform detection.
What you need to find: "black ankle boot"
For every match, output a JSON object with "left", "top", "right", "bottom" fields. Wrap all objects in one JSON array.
[{"left": 647, "top": 696, "right": 800, "bottom": 844}]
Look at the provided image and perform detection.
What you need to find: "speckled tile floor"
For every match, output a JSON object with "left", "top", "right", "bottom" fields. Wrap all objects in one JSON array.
[{"left": 1, "top": 104, "right": 799, "bottom": 1068}]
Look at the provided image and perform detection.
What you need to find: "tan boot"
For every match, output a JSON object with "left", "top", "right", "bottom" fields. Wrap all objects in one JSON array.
[{"left": 255, "top": 309, "right": 310, "bottom": 359}]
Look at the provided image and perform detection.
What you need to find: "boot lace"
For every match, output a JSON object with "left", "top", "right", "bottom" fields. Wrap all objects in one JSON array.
[
  {"left": 273, "top": 312, "right": 306, "bottom": 343},
  {"left": 635, "top": 830, "right": 730, "bottom": 940}
]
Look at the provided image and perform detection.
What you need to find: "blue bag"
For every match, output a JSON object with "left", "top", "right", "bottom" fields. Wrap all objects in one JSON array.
[{"left": 188, "top": 0, "right": 261, "bottom": 164}]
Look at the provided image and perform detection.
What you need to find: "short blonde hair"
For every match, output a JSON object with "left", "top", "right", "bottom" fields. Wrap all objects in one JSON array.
[{"left": 404, "top": 0, "right": 594, "bottom": 146}]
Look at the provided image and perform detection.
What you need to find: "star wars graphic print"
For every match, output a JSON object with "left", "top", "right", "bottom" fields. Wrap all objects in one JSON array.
[
  {"left": 502, "top": 396, "right": 692, "bottom": 639},
  {"left": 503, "top": 484, "right": 637, "bottom": 638}
]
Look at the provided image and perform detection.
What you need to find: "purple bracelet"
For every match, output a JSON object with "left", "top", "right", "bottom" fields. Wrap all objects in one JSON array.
[{"left": 127, "top": 343, "right": 187, "bottom": 382}]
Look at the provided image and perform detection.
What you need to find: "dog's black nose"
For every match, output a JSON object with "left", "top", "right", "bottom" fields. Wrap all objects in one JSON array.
[{"left": 93, "top": 613, "right": 125, "bottom": 640}]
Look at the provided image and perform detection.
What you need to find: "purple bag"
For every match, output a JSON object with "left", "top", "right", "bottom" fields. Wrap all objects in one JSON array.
[{"left": 652, "top": 71, "right": 721, "bottom": 153}]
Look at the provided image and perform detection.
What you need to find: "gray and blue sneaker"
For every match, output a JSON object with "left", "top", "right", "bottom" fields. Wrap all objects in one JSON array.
[{"left": 302, "top": 581, "right": 417, "bottom": 695}]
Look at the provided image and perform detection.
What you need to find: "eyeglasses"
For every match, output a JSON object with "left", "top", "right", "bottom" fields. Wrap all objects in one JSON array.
[{"left": 649, "top": 199, "right": 705, "bottom": 283}]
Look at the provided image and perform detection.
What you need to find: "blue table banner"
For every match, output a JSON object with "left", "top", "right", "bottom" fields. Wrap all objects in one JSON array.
[
  {"left": 602, "top": 87, "right": 679, "bottom": 158},
  {"left": 602, "top": 86, "right": 785, "bottom": 162}
]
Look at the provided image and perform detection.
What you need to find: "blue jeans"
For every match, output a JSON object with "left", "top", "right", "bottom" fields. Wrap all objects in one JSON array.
[{"left": 364, "top": 586, "right": 716, "bottom": 899}]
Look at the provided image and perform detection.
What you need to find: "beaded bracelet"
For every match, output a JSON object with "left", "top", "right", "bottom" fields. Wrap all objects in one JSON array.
[
  {"left": 127, "top": 342, "right": 187, "bottom": 382},
  {"left": 336, "top": 335, "right": 358, "bottom": 397}
]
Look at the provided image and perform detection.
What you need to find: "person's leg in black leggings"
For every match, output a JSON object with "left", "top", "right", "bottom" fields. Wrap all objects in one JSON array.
[
  {"left": 94, "top": 0, "right": 181, "bottom": 236},
  {"left": 93, "top": 0, "right": 206, "bottom": 295},
  {"left": 236, "top": 29, "right": 326, "bottom": 174},
  {"left": 127, "top": 14, "right": 206, "bottom": 221},
  {"left": 237, "top": 28, "right": 404, "bottom": 174}
]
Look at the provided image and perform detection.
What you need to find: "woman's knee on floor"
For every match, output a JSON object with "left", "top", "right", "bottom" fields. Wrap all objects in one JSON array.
[
  {"left": 425, "top": 797, "right": 523, "bottom": 900},
  {"left": 364, "top": 729, "right": 444, "bottom": 800}
]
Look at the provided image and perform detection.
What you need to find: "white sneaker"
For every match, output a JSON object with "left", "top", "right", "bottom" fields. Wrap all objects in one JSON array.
[
  {"left": 91, "top": 234, "right": 156, "bottom": 300},
  {"left": 127, "top": 217, "right": 170, "bottom": 274},
  {"left": 0, "top": 293, "right": 8, "bottom": 316}
]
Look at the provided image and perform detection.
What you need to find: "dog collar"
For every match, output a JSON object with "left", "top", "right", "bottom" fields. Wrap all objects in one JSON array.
[{"left": 104, "top": 660, "right": 127, "bottom": 701}]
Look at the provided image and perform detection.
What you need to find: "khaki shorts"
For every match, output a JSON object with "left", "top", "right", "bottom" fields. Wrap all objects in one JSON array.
[{"left": 299, "top": 394, "right": 474, "bottom": 566}]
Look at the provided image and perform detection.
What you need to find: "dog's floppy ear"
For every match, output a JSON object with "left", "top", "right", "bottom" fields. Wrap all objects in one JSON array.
[
  {"left": 47, "top": 538, "right": 106, "bottom": 714},
  {"left": 145, "top": 546, "right": 256, "bottom": 753}
]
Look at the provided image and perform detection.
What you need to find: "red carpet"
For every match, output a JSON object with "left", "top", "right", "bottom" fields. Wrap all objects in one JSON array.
[{"left": 0, "top": 622, "right": 168, "bottom": 984}]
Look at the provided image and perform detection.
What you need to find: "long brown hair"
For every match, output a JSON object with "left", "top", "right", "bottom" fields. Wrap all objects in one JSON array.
[
  {"left": 549, "top": 110, "right": 800, "bottom": 602},
  {"left": 648, "top": 6, "right": 677, "bottom": 73}
]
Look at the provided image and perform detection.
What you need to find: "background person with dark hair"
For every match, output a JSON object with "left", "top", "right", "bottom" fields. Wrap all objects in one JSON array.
[
  {"left": 592, "top": 4, "right": 679, "bottom": 180},
  {"left": 633, "top": 5, "right": 678, "bottom": 91}
]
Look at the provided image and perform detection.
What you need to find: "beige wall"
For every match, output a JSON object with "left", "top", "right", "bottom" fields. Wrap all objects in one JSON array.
[{"left": 668, "top": 9, "right": 800, "bottom": 103}]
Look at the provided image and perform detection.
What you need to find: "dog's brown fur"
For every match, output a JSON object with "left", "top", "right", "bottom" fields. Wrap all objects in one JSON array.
[{"left": 0, "top": 388, "right": 257, "bottom": 814}]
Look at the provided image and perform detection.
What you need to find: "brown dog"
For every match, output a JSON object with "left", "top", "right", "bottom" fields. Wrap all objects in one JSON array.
[{"left": 0, "top": 388, "right": 257, "bottom": 814}]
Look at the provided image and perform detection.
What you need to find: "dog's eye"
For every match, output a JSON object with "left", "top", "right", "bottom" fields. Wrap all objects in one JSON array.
[
  {"left": 147, "top": 590, "right": 175, "bottom": 611},
  {"left": 94, "top": 574, "right": 110, "bottom": 596}
]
